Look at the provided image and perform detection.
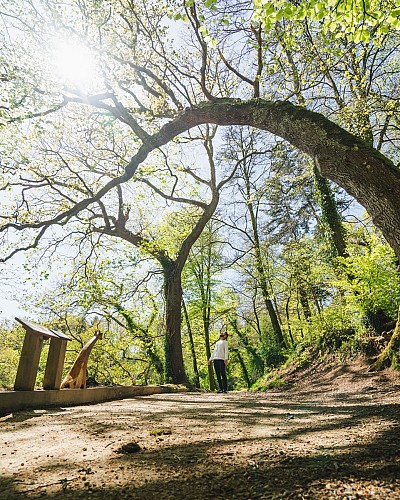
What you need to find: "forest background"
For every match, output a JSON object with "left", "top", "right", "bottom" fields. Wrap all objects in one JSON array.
[{"left": 1, "top": 0, "right": 400, "bottom": 392}]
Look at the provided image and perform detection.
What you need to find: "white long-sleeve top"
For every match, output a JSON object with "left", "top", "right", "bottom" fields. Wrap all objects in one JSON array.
[{"left": 209, "top": 339, "right": 228, "bottom": 361}]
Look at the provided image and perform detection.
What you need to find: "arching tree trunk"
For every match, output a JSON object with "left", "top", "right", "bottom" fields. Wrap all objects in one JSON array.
[
  {"left": 151, "top": 99, "right": 400, "bottom": 259},
  {"left": 7, "top": 99, "right": 400, "bottom": 279}
]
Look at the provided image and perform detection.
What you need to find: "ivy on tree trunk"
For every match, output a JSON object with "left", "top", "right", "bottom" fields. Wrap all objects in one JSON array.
[{"left": 369, "top": 306, "right": 400, "bottom": 372}]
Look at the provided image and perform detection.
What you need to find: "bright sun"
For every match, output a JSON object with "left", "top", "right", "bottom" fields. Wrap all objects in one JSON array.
[{"left": 53, "top": 40, "right": 98, "bottom": 88}]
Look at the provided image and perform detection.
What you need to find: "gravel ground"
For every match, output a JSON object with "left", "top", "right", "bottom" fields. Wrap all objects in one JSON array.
[{"left": 1, "top": 357, "right": 400, "bottom": 499}]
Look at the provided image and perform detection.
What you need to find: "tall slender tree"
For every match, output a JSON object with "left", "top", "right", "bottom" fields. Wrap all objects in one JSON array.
[{"left": 183, "top": 220, "right": 226, "bottom": 389}]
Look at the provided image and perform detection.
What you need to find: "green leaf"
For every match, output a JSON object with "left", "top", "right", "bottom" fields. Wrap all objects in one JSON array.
[
  {"left": 360, "top": 28, "right": 370, "bottom": 43},
  {"left": 284, "top": 5, "right": 293, "bottom": 17}
]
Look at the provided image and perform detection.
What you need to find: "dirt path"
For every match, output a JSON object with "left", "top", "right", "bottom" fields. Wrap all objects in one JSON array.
[{"left": 1, "top": 359, "right": 400, "bottom": 499}]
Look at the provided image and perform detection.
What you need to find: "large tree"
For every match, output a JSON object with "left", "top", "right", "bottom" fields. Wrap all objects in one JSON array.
[
  {"left": 86, "top": 127, "right": 238, "bottom": 383},
  {"left": 1, "top": 0, "right": 400, "bottom": 379}
]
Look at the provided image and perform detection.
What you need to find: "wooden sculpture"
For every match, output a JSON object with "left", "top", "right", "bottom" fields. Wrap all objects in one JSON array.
[{"left": 61, "top": 331, "right": 102, "bottom": 389}]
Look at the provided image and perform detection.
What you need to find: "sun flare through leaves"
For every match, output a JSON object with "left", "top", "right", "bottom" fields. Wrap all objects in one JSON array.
[{"left": 52, "top": 39, "right": 99, "bottom": 89}]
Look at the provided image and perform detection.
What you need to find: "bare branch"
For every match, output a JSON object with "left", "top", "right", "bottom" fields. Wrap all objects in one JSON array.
[{"left": 135, "top": 177, "right": 208, "bottom": 209}]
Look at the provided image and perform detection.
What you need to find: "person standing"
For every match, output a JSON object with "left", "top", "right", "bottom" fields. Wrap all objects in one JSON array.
[{"left": 208, "top": 332, "right": 229, "bottom": 393}]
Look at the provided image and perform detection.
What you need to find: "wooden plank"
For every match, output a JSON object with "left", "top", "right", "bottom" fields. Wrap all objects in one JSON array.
[
  {"left": 43, "top": 338, "right": 68, "bottom": 390},
  {"left": 0, "top": 385, "right": 188, "bottom": 414},
  {"left": 14, "top": 332, "right": 44, "bottom": 391},
  {"left": 15, "top": 317, "right": 70, "bottom": 340}
]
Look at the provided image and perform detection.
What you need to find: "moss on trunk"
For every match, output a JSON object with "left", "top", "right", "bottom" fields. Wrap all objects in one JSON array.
[{"left": 369, "top": 305, "right": 400, "bottom": 372}]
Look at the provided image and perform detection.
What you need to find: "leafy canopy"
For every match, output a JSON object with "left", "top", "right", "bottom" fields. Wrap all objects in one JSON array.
[{"left": 253, "top": 0, "right": 400, "bottom": 43}]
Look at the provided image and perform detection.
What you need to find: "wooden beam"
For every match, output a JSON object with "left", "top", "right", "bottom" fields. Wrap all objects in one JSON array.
[
  {"left": 14, "top": 331, "right": 44, "bottom": 391},
  {"left": 43, "top": 338, "right": 68, "bottom": 390}
]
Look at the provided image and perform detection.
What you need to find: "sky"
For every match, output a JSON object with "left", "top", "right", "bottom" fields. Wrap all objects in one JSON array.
[
  {"left": 0, "top": 268, "right": 28, "bottom": 321},
  {"left": 0, "top": 252, "right": 32, "bottom": 322},
  {"left": 0, "top": 296, "right": 25, "bottom": 321}
]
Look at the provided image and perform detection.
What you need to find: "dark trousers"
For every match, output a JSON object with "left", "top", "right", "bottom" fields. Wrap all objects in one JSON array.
[{"left": 213, "top": 359, "right": 227, "bottom": 392}]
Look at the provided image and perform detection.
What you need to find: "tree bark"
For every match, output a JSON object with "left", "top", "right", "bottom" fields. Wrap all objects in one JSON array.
[{"left": 163, "top": 265, "right": 187, "bottom": 384}]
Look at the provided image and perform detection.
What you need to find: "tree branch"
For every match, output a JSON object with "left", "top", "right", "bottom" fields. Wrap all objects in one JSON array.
[{"left": 2, "top": 98, "right": 400, "bottom": 262}]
